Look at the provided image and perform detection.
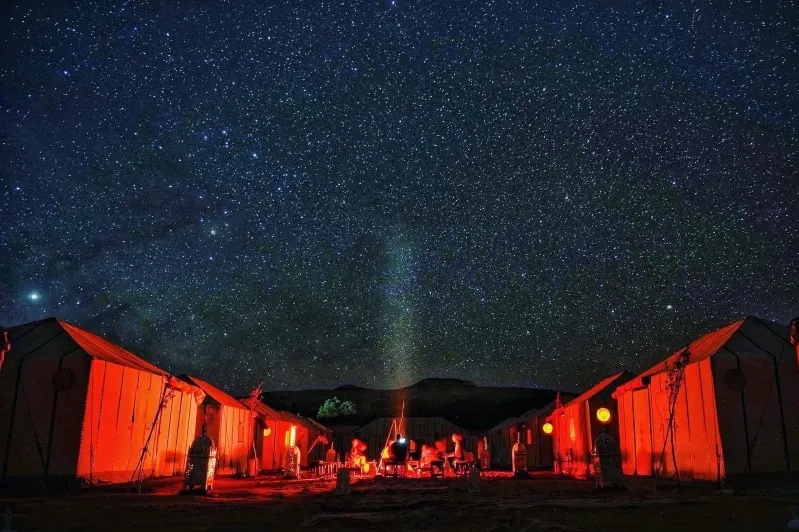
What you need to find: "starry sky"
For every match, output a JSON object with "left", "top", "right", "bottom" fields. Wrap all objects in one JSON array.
[{"left": 1, "top": 0, "right": 797, "bottom": 395}]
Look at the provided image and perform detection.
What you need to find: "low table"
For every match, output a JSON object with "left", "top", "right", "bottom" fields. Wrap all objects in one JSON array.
[{"left": 429, "top": 459, "right": 445, "bottom": 479}]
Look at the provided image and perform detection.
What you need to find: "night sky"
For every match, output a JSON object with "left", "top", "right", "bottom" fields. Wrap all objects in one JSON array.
[{"left": 2, "top": 1, "right": 797, "bottom": 395}]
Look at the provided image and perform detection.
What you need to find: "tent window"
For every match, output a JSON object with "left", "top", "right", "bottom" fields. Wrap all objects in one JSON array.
[
  {"left": 526, "top": 429, "right": 532, "bottom": 445},
  {"left": 569, "top": 418, "right": 576, "bottom": 442},
  {"left": 239, "top": 421, "right": 245, "bottom": 442}
]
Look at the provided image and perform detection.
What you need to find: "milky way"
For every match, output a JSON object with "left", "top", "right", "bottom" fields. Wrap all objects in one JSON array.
[{"left": 2, "top": 1, "right": 797, "bottom": 394}]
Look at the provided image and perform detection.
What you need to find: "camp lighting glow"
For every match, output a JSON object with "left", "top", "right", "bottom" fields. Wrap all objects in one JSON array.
[
  {"left": 596, "top": 407, "right": 612, "bottom": 424},
  {"left": 542, "top": 422, "right": 553, "bottom": 435}
]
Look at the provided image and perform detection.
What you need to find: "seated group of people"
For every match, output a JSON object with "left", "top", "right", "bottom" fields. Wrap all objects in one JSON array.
[
  {"left": 387, "top": 433, "right": 464, "bottom": 469},
  {"left": 336, "top": 432, "right": 467, "bottom": 475}
]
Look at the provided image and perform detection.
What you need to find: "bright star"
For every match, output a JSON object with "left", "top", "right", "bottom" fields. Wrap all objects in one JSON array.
[
  {"left": 666, "top": 304, "right": 673, "bottom": 310},
  {"left": 28, "top": 292, "right": 40, "bottom": 301}
]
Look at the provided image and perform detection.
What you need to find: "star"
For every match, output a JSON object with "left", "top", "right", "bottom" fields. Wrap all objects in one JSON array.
[{"left": 0, "top": 0, "right": 794, "bottom": 394}]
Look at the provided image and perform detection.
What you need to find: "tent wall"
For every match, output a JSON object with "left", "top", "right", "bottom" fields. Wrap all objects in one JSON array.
[
  {"left": 551, "top": 397, "right": 623, "bottom": 478},
  {"left": 293, "top": 422, "right": 310, "bottom": 468},
  {"left": 615, "top": 318, "right": 799, "bottom": 482},
  {"left": 258, "top": 418, "right": 309, "bottom": 471},
  {"left": 346, "top": 417, "right": 476, "bottom": 461},
  {"left": 616, "top": 357, "right": 724, "bottom": 481},
  {"left": 488, "top": 413, "right": 554, "bottom": 470},
  {"left": 260, "top": 418, "right": 291, "bottom": 471},
  {"left": 551, "top": 399, "right": 593, "bottom": 478},
  {"left": 76, "top": 360, "right": 198, "bottom": 483},
  {"left": 0, "top": 344, "right": 90, "bottom": 484},
  {"left": 712, "top": 346, "right": 799, "bottom": 477},
  {"left": 201, "top": 404, "right": 254, "bottom": 477},
  {"left": 488, "top": 427, "right": 513, "bottom": 468},
  {"left": 524, "top": 414, "right": 555, "bottom": 469}
]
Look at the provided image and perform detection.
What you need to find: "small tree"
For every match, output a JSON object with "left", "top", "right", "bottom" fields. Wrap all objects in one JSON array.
[{"left": 317, "top": 396, "right": 357, "bottom": 419}]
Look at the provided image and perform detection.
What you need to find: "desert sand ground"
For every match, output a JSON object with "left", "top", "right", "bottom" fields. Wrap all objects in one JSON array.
[{"left": 1, "top": 471, "right": 797, "bottom": 531}]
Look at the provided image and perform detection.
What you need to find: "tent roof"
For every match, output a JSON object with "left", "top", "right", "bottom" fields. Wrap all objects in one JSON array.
[
  {"left": 182, "top": 375, "right": 244, "bottom": 409},
  {"left": 555, "top": 371, "right": 636, "bottom": 414},
  {"left": 58, "top": 320, "right": 168, "bottom": 375},
  {"left": 301, "top": 416, "right": 331, "bottom": 434},
  {"left": 615, "top": 316, "right": 790, "bottom": 396},
  {"left": 279, "top": 410, "right": 308, "bottom": 426},
  {"left": 488, "top": 398, "right": 567, "bottom": 432},
  {"left": 237, "top": 398, "right": 289, "bottom": 421},
  {"left": 6, "top": 317, "right": 169, "bottom": 376},
  {"left": 354, "top": 416, "right": 470, "bottom": 434}
]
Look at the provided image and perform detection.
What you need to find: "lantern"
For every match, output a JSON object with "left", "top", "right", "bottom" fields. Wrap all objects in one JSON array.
[
  {"left": 542, "top": 422, "right": 554, "bottom": 435},
  {"left": 263, "top": 426, "right": 272, "bottom": 437},
  {"left": 182, "top": 426, "right": 218, "bottom": 493},
  {"left": 596, "top": 407, "right": 612, "bottom": 424},
  {"left": 511, "top": 432, "right": 528, "bottom": 477}
]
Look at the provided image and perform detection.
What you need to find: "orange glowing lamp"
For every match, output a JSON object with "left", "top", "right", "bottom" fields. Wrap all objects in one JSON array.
[
  {"left": 263, "top": 426, "right": 272, "bottom": 437},
  {"left": 542, "top": 422, "right": 554, "bottom": 435},
  {"left": 596, "top": 407, "right": 612, "bottom": 424}
]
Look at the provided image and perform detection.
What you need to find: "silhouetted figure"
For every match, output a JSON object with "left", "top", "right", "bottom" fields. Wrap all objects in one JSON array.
[
  {"left": 390, "top": 433, "right": 408, "bottom": 462},
  {"left": 385, "top": 433, "right": 408, "bottom": 477},
  {"left": 447, "top": 433, "right": 463, "bottom": 469},
  {"left": 592, "top": 427, "right": 624, "bottom": 489}
]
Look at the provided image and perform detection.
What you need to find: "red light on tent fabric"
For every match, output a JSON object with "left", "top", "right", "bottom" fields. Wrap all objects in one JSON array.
[
  {"left": 542, "top": 422, "right": 553, "bottom": 435},
  {"left": 790, "top": 317, "right": 799, "bottom": 346},
  {"left": 596, "top": 407, "right": 612, "bottom": 424}
]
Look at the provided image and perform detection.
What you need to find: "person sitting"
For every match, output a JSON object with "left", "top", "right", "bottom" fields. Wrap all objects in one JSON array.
[
  {"left": 385, "top": 434, "right": 408, "bottom": 477},
  {"left": 408, "top": 438, "right": 418, "bottom": 460},
  {"left": 390, "top": 434, "right": 408, "bottom": 462},
  {"left": 419, "top": 444, "right": 433, "bottom": 464},
  {"left": 348, "top": 438, "right": 368, "bottom": 473},
  {"left": 447, "top": 433, "right": 464, "bottom": 469},
  {"left": 434, "top": 436, "right": 448, "bottom": 460}
]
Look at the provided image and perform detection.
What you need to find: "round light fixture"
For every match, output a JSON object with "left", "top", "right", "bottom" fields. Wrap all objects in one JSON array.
[
  {"left": 596, "top": 407, "right": 612, "bottom": 424},
  {"left": 542, "top": 422, "right": 554, "bottom": 435}
]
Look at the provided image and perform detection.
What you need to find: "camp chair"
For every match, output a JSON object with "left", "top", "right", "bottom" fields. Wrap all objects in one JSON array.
[
  {"left": 308, "top": 460, "right": 326, "bottom": 477},
  {"left": 453, "top": 451, "right": 474, "bottom": 477},
  {"left": 384, "top": 441, "right": 409, "bottom": 478},
  {"left": 429, "top": 459, "right": 445, "bottom": 479},
  {"left": 384, "top": 460, "right": 407, "bottom": 478}
]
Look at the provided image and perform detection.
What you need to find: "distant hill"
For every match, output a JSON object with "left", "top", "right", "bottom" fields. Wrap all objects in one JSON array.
[{"left": 261, "top": 378, "right": 570, "bottom": 432}]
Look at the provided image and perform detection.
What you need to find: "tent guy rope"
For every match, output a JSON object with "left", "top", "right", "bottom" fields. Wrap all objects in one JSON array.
[
  {"left": 653, "top": 347, "right": 690, "bottom": 491},
  {"left": 377, "top": 400, "right": 405, "bottom": 473}
]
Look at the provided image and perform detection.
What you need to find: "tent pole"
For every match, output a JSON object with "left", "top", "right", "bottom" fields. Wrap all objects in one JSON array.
[
  {"left": 377, "top": 400, "right": 405, "bottom": 473},
  {"left": 130, "top": 384, "right": 170, "bottom": 492},
  {"left": 654, "top": 348, "right": 689, "bottom": 492},
  {"left": 377, "top": 418, "right": 397, "bottom": 473},
  {"left": 252, "top": 437, "right": 258, "bottom": 478}
]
